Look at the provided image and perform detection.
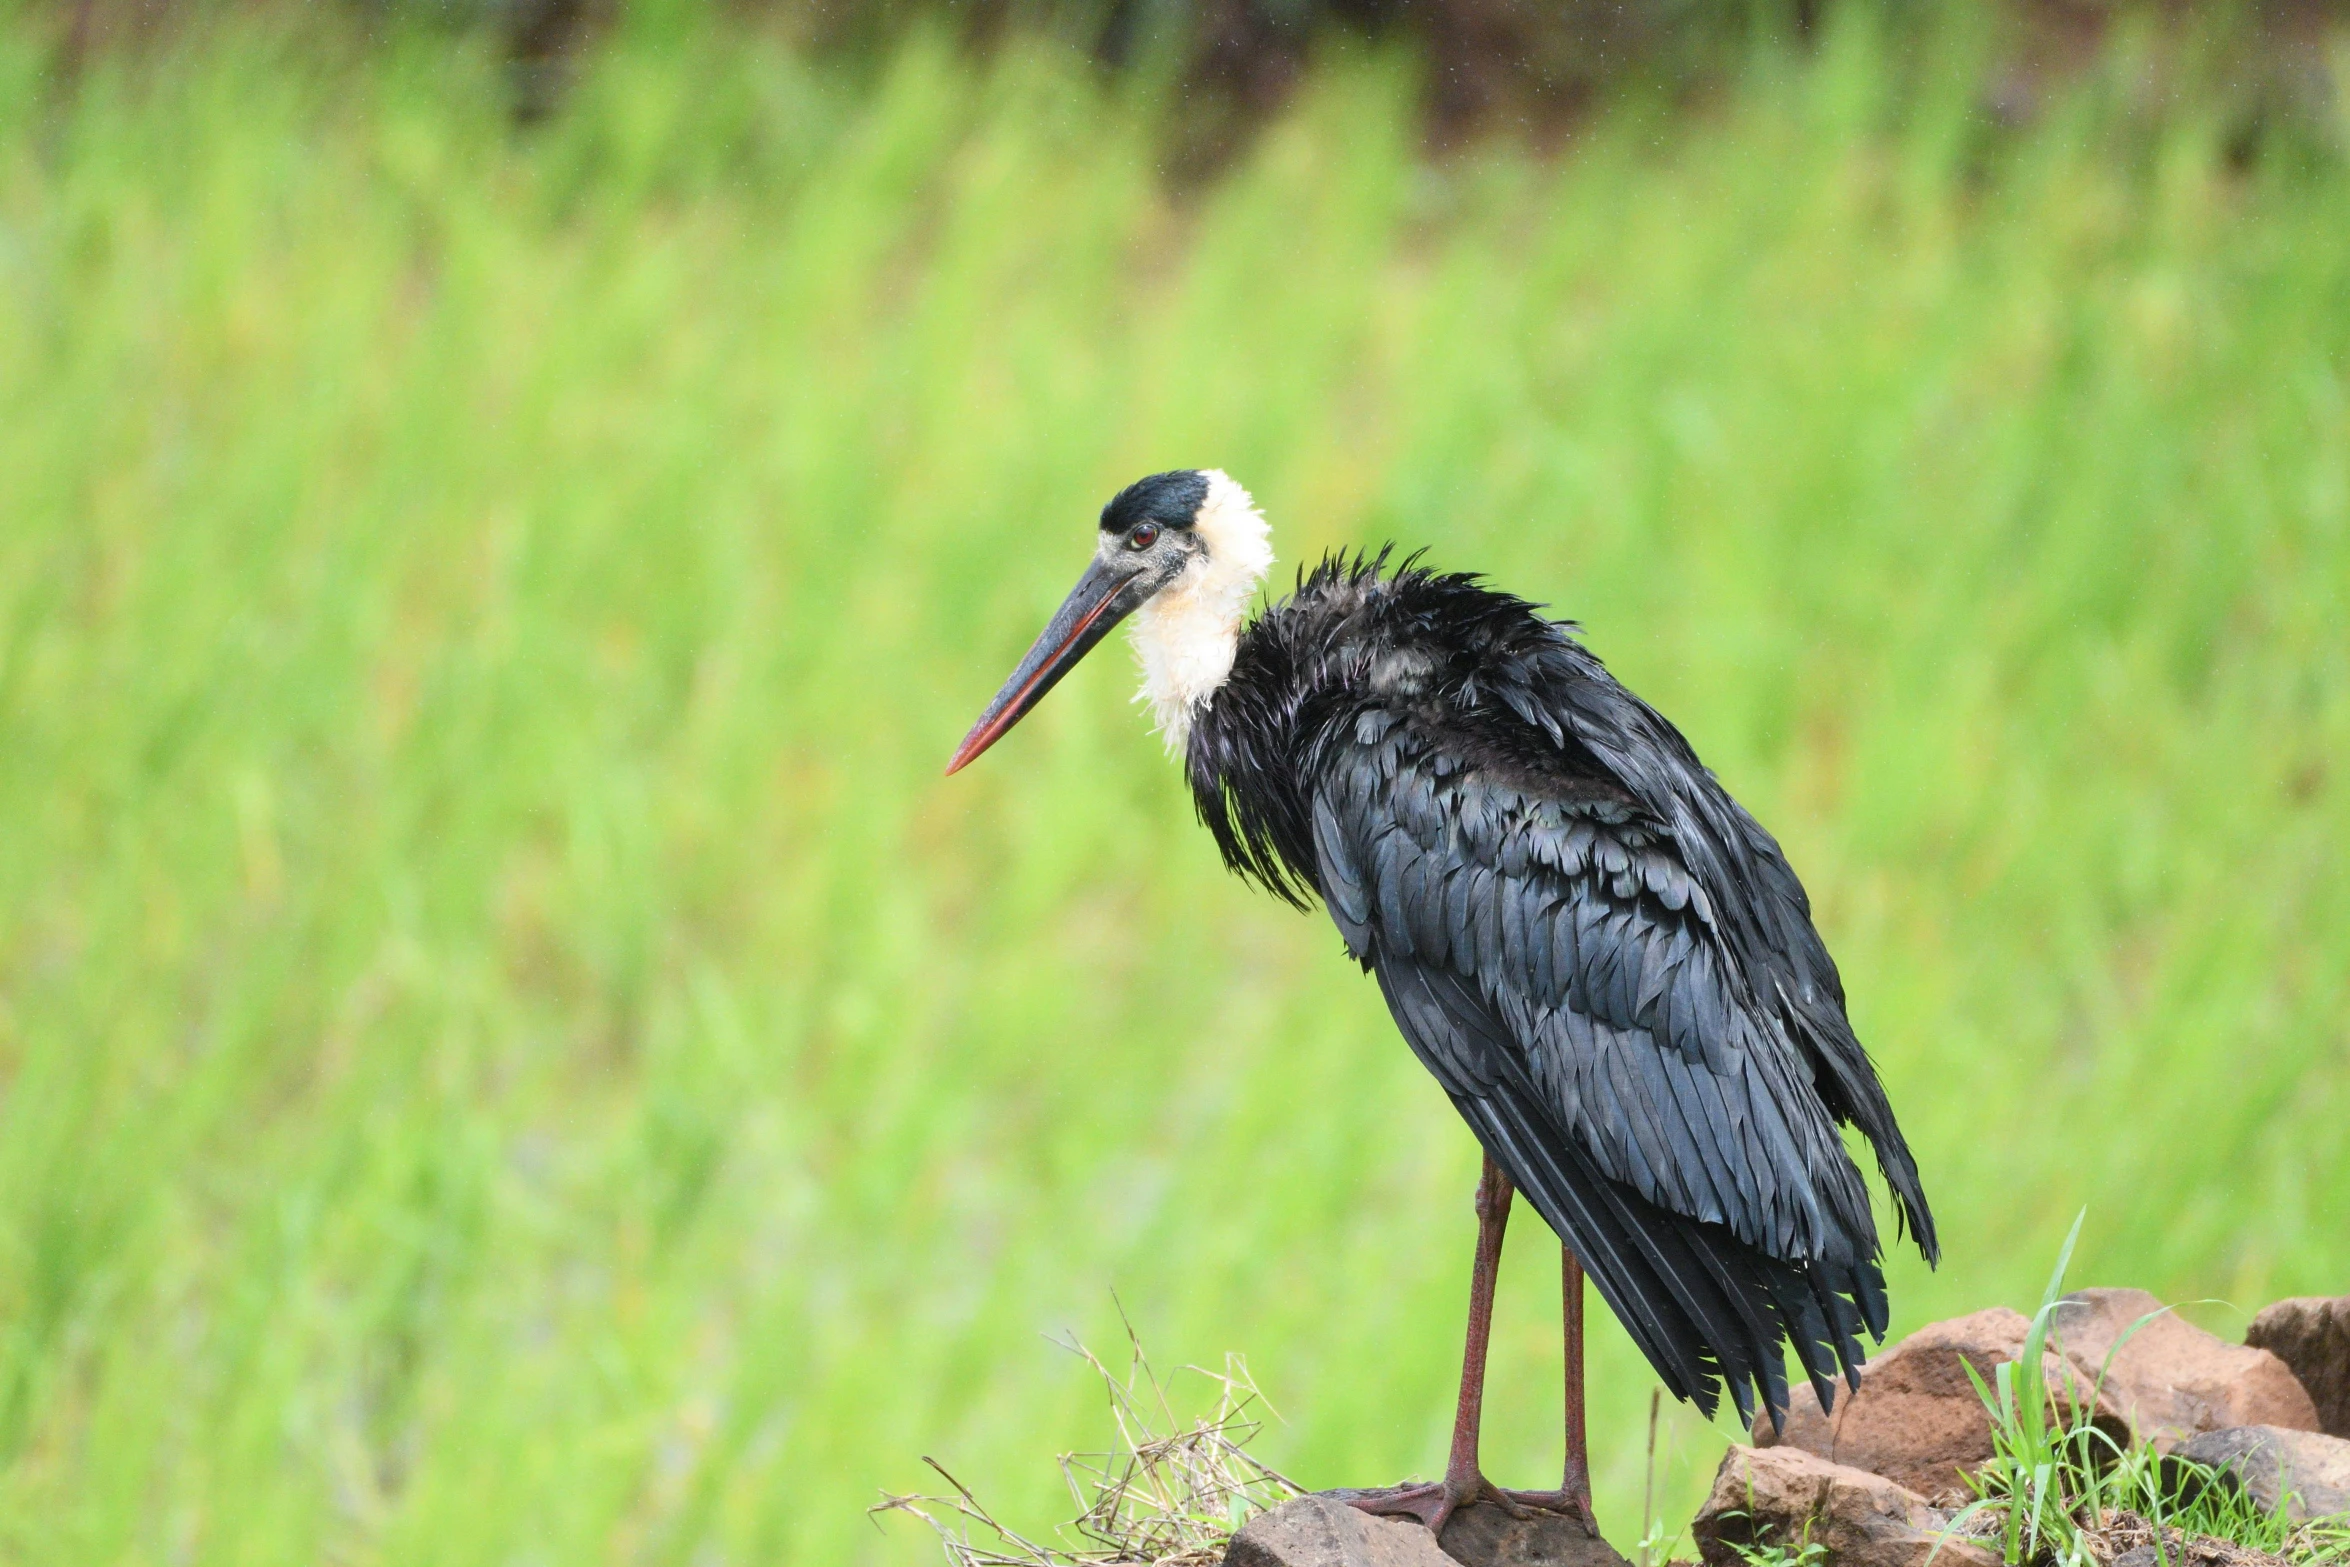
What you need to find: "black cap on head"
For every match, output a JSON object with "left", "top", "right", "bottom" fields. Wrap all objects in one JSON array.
[{"left": 1099, "top": 470, "right": 1210, "bottom": 534}]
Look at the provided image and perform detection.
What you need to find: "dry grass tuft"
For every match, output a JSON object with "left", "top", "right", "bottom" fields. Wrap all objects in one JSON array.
[{"left": 873, "top": 1326, "right": 1304, "bottom": 1567}]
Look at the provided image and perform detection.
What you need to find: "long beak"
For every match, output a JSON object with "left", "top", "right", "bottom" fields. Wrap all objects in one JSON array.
[{"left": 946, "top": 555, "right": 1149, "bottom": 775}]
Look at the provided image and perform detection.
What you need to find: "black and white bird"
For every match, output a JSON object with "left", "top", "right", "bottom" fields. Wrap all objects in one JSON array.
[{"left": 948, "top": 470, "right": 1937, "bottom": 1534}]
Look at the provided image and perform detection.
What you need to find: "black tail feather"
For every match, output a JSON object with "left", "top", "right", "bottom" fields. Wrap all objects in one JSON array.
[{"left": 1456, "top": 1075, "right": 1885, "bottom": 1431}]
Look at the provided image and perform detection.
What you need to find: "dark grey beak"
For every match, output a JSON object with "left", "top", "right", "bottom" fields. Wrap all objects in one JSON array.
[{"left": 946, "top": 555, "right": 1150, "bottom": 775}]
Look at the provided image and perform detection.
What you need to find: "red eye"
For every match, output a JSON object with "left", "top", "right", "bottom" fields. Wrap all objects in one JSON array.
[{"left": 1129, "top": 523, "right": 1160, "bottom": 550}]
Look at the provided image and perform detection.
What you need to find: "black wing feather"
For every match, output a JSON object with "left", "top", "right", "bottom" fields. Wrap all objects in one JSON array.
[
  {"left": 1190, "top": 552, "right": 1935, "bottom": 1426},
  {"left": 1313, "top": 707, "right": 1892, "bottom": 1424}
]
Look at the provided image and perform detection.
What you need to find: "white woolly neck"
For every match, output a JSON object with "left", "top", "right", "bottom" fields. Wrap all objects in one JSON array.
[{"left": 1128, "top": 470, "right": 1274, "bottom": 753}]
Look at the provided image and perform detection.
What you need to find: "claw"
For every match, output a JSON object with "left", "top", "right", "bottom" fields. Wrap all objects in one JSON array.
[
  {"left": 1496, "top": 1484, "right": 1597, "bottom": 1536},
  {"left": 1345, "top": 1470, "right": 1529, "bottom": 1537},
  {"left": 1347, "top": 1480, "right": 1457, "bottom": 1535}
]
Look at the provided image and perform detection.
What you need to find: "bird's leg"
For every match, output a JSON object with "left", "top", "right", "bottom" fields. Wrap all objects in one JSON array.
[
  {"left": 1346, "top": 1155, "right": 1530, "bottom": 1535},
  {"left": 1499, "top": 1246, "right": 1599, "bottom": 1533},
  {"left": 1563, "top": 1247, "right": 1597, "bottom": 1528}
]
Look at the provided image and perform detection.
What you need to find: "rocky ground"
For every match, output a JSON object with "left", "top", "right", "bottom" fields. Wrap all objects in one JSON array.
[{"left": 1227, "top": 1292, "right": 2350, "bottom": 1567}]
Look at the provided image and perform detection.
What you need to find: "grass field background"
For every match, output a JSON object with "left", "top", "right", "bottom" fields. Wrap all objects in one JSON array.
[{"left": 3, "top": 11, "right": 2348, "bottom": 1562}]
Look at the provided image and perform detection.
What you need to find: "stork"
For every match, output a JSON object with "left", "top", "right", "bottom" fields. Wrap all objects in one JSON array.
[{"left": 947, "top": 470, "right": 1937, "bottom": 1535}]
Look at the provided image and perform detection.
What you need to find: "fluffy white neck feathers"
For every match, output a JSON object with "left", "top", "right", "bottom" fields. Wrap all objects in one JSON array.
[{"left": 1128, "top": 470, "right": 1275, "bottom": 753}]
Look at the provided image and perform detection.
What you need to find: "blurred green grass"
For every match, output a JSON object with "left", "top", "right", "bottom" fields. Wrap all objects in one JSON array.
[{"left": 2, "top": 11, "right": 2348, "bottom": 1562}]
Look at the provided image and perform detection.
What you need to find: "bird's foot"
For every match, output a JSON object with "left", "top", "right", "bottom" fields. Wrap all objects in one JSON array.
[
  {"left": 1495, "top": 1483, "right": 1598, "bottom": 1536},
  {"left": 1342, "top": 1470, "right": 1529, "bottom": 1536}
]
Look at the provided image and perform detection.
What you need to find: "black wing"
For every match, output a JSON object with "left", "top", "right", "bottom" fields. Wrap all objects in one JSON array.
[
  {"left": 1493, "top": 633, "right": 1937, "bottom": 1266},
  {"left": 1311, "top": 704, "right": 1896, "bottom": 1425}
]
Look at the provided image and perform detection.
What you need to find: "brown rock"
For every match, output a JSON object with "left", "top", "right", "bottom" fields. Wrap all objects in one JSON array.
[
  {"left": 2170, "top": 1426, "right": 2350, "bottom": 1523},
  {"left": 1692, "top": 1445, "right": 1999, "bottom": 1567},
  {"left": 1227, "top": 1496, "right": 1631, "bottom": 1567},
  {"left": 2246, "top": 1298, "right": 2350, "bottom": 1439},
  {"left": 1439, "top": 1503, "right": 1633, "bottom": 1567},
  {"left": 1225, "top": 1496, "right": 1458, "bottom": 1567},
  {"left": 2054, "top": 1290, "right": 2320, "bottom": 1449},
  {"left": 1755, "top": 1307, "right": 2127, "bottom": 1498}
]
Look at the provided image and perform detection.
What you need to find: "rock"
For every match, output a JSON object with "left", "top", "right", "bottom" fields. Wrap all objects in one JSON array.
[
  {"left": 1439, "top": 1503, "right": 1632, "bottom": 1567},
  {"left": 2054, "top": 1290, "right": 2320, "bottom": 1448},
  {"left": 2246, "top": 1298, "right": 2350, "bottom": 1439},
  {"left": 1226, "top": 1495, "right": 1630, "bottom": 1567},
  {"left": 2170, "top": 1426, "right": 2350, "bottom": 1523},
  {"left": 1225, "top": 1496, "right": 1457, "bottom": 1567},
  {"left": 1755, "top": 1306, "right": 2128, "bottom": 1499},
  {"left": 1691, "top": 1445, "right": 1998, "bottom": 1567}
]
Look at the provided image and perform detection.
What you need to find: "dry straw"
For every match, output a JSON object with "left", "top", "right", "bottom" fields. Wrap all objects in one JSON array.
[{"left": 873, "top": 1324, "right": 1304, "bottom": 1567}]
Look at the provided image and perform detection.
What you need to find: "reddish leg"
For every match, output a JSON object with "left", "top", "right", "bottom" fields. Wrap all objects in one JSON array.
[
  {"left": 1500, "top": 1248, "right": 1599, "bottom": 1533},
  {"left": 1345, "top": 1156, "right": 1531, "bottom": 1535}
]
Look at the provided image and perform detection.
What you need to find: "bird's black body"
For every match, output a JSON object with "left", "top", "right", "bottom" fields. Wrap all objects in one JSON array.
[{"left": 1187, "top": 552, "right": 1938, "bottom": 1425}]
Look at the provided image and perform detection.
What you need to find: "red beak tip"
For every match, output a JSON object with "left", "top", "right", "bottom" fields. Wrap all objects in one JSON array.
[{"left": 949, "top": 562, "right": 1131, "bottom": 783}]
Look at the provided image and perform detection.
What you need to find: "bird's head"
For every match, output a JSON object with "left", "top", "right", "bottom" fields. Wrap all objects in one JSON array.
[{"left": 947, "top": 468, "right": 1274, "bottom": 774}]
